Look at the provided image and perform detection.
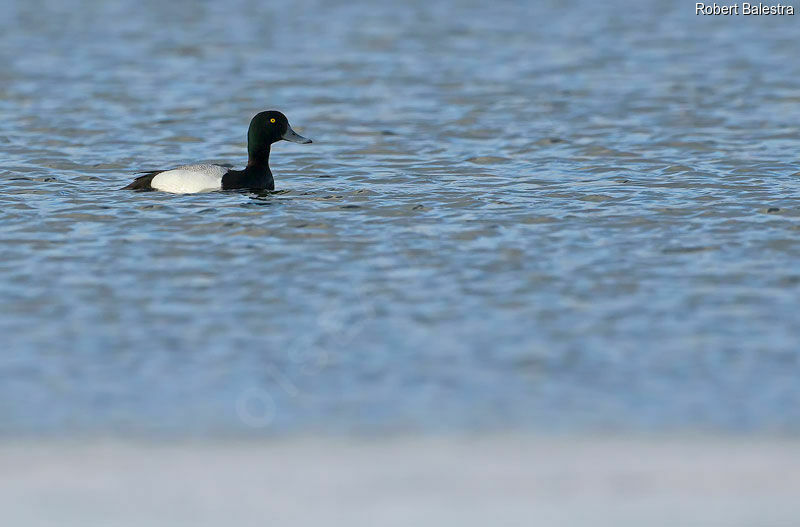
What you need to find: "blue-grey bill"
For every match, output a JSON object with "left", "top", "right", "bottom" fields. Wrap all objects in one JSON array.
[{"left": 282, "top": 127, "right": 312, "bottom": 144}]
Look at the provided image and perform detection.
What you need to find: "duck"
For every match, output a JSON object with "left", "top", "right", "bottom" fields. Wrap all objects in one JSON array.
[{"left": 122, "top": 110, "right": 312, "bottom": 193}]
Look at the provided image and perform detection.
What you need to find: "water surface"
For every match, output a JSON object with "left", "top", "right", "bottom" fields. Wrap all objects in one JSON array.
[{"left": 1, "top": 0, "right": 800, "bottom": 435}]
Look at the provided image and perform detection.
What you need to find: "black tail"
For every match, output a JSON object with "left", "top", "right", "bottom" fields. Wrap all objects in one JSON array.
[{"left": 121, "top": 171, "right": 161, "bottom": 191}]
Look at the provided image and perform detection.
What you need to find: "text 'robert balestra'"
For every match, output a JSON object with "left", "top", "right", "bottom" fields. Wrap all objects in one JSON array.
[{"left": 696, "top": 3, "right": 795, "bottom": 15}]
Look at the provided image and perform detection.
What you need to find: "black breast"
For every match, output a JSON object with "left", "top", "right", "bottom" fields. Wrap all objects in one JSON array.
[{"left": 221, "top": 166, "right": 273, "bottom": 190}]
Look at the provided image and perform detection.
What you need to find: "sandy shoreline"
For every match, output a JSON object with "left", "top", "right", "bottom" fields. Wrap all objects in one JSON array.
[{"left": 2, "top": 435, "right": 799, "bottom": 527}]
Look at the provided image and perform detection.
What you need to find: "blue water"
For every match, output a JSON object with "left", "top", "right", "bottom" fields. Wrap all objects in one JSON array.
[{"left": 1, "top": 0, "right": 800, "bottom": 435}]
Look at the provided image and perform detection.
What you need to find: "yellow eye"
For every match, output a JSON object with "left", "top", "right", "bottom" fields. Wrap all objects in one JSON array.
[{"left": 270, "top": 118, "right": 276, "bottom": 123}]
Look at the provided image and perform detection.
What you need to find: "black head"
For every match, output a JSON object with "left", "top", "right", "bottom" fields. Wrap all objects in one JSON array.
[{"left": 247, "top": 110, "right": 312, "bottom": 153}]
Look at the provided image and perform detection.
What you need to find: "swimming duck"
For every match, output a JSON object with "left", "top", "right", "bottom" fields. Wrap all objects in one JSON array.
[{"left": 123, "top": 110, "right": 311, "bottom": 193}]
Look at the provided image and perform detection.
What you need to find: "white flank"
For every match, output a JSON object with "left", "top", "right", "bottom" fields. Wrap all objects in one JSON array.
[{"left": 150, "top": 164, "right": 228, "bottom": 194}]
